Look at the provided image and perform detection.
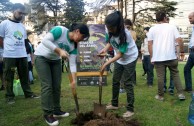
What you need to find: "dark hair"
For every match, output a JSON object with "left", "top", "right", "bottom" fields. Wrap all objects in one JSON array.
[
  {"left": 156, "top": 11, "right": 166, "bottom": 22},
  {"left": 12, "top": 3, "right": 25, "bottom": 11},
  {"left": 70, "top": 23, "right": 90, "bottom": 48},
  {"left": 105, "top": 11, "right": 126, "bottom": 46},
  {"left": 124, "top": 19, "right": 133, "bottom": 26},
  {"left": 70, "top": 23, "right": 90, "bottom": 41},
  {"left": 144, "top": 27, "right": 150, "bottom": 31}
]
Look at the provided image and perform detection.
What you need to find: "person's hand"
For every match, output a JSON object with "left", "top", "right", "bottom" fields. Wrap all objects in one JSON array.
[
  {"left": 59, "top": 49, "right": 69, "bottom": 59},
  {"left": 99, "top": 48, "right": 106, "bottom": 55},
  {"left": 100, "top": 63, "right": 107, "bottom": 75}
]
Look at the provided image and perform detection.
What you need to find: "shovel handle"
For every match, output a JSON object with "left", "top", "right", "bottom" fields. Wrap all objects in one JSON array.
[
  {"left": 99, "top": 73, "right": 103, "bottom": 105},
  {"left": 66, "top": 61, "right": 79, "bottom": 114}
]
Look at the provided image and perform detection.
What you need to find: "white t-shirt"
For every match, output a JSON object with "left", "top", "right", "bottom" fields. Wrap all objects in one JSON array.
[
  {"left": 105, "top": 28, "right": 138, "bottom": 65},
  {"left": 0, "top": 19, "right": 27, "bottom": 58},
  {"left": 148, "top": 23, "right": 180, "bottom": 62}
]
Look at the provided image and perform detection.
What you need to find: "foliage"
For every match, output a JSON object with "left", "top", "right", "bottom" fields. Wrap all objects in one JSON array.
[
  {"left": 0, "top": 0, "right": 13, "bottom": 21},
  {"left": 28, "top": 0, "right": 64, "bottom": 32},
  {"left": 63, "top": 0, "right": 85, "bottom": 28},
  {"left": 0, "top": 63, "right": 193, "bottom": 126}
]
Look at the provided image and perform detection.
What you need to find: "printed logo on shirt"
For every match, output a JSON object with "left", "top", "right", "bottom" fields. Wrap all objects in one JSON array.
[
  {"left": 13, "top": 31, "right": 23, "bottom": 40},
  {"left": 58, "top": 43, "right": 70, "bottom": 53}
]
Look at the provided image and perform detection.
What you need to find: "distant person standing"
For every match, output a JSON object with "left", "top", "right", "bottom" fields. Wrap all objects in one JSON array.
[
  {"left": 142, "top": 27, "right": 154, "bottom": 87},
  {"left": 0, "top": 3, "right": 39, "bottom": 104},
  {"left": 184, "top": 12, "right": 194, "bottom": 92},
  {"left": 0, "top": 47, "right": 4, "bottom": 91},
  {"left": 148, "top": 11, "right": 185, "bottom": 101},
  {"left": 124, "top": 19, "right": 137, "bottom": 41}
]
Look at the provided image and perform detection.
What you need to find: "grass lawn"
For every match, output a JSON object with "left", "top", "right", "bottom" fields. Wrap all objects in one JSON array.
[{"left": 0, "top": 61, "right": 194, "bottom": 126}]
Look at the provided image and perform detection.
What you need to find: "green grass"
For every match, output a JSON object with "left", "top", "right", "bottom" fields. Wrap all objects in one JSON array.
[{"left": 0, "top": 62, "right": 194, "bottom": 126}]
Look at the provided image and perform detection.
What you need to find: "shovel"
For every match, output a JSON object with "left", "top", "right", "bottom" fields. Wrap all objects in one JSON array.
[
  {"left": 66, "top": 61, "right": 79, "bottom": 115},
  {"left": 94, "top": 54, "right": 106, "bottom": 117}
]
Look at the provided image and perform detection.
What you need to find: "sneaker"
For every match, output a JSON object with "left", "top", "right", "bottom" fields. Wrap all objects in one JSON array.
[
  {"left": 178, "top": 94, "right": 186, "bottom": 101},
  {"left": 0, "top": 86, "right": 4, "bottom": 91},
  {"left": 123, "top": 111, "right": 134, "bottom": 118},
  {"left": 155, "top": 95, "right": 164, "bottom": 101},
  {"left": 53, "top": 111, "right": 69, "bottom": 118},
  {"left": 7, "top": 98, "right": 15, "bottom": 104},
  {"left": 142, "top": 73, "right": 146, "bottom": 76},
  {"left": 184, "top": 88, "right": 192, "bottom": 93},
  {"left": 44, "top": 115, "right": 59, "bottom": 126},
  {"left": 106, "top": 104, "right": 118, "bottom": 110},
  {"left": 119, "top": 89, "right": 125, "bottom": 93},
  {"left": 26, "top": 94, "right": 40, "bottom": 99},
  {"left": 168, "top": 89, "right": 174, "bottom": 95}
]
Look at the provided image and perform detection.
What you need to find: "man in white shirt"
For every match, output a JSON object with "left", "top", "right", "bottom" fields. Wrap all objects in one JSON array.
[
  {"left": 184, "top": 12, "right": 194, "bottom": 92},
  {"left": 0, "top": 3, "right": 39, "bottom": 104},
  {"left": 148, "top": 11, "right": 185, "bottom": 101}
]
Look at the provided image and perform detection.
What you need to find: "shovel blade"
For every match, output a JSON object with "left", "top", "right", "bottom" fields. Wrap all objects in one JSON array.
[{"left": 94, "top": 102, "right": 106, "bottom": 117}]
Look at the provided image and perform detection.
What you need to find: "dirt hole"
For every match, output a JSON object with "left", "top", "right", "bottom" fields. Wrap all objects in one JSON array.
[{"left": 71, "top": 111, "right": 141, "bottom": 126}]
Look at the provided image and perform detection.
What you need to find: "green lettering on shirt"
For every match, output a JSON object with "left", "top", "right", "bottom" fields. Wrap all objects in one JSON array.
[{"left": 50, "top": 27, "right": 62, "bottom": 40}]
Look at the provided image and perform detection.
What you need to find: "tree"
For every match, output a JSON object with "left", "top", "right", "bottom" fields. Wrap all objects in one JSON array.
[
  {"left": 0, "top": 0, "right": 13, "bottom": 21},
  {"left": 28, "top": 0, "right": 64, "bottom": 32},
  {"left": 64, "top": 0, "right": 85, "bottom": 28}
]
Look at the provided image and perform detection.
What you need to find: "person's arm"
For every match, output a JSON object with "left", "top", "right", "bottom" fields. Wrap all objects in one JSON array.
[
  {"left": 99, "top": 43, "right": 111, "bottom": 54},
  {"left": 42, "top": 33, "right": 69, "bottom": 59},
  {"left": 176, "top": 37, "right": 184, "bottom": 59},
  {"left": 0, "top": 37, "right": 3, "bottom": 48},
  {"left": 69, "top": 54, "right": 77, "bottom": 89},
  {"left": 100, "top": 52, "right": 123, "bottom": 74},
  {"left": 148, "top": 40, "right": 153, "bottom": 60}
]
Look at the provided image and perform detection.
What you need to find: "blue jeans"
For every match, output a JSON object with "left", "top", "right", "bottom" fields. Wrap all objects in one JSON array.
[
  {"left": 143, "top": 55, "right": 154, "bottom": 85},
  {"left": 184, "top": 52, "right": 194, "bottom": 90}
]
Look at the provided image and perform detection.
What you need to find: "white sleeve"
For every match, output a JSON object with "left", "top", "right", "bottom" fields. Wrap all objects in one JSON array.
[
  {"left": 42, "top": 33, "right": 57, "bottom": 51},
  {"left": 0, "top": 21, "right": 6, "bottom": 38},
  {"left": 69, "top": 54, "right": 77, "bottom": 72},
  {"left": 147, "top": 28, "right": 153, "bottom": 41}
]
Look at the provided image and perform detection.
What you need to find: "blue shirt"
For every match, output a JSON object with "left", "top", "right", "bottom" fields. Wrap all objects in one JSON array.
[{"left": 189, "top": 26, "right": 194, "bottom": 48}]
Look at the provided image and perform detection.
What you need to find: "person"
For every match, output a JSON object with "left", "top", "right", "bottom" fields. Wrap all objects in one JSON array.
[
  {"left": 119, "top": 18, "right": 137, "bottom": 93},
  {"left": 124, "top": 19, "right": 137, "bottom": 85},
  {"left": 25, "top": 38, "right": 34, "bottom": 84},
  {"left": 0, "top": 3, "right": 39, "bottom": 104},
  {"left": 100, "top": 11, "right": 138, "bottom": 118},
  {"left": 0, "top": 46, "right": 4, "bottom": 91},
  {"left": 163, "top": 17, "right": 174, "bottom": 95},
  {"left": 140, "top": 42, "right": 147, "bottom": 76},
  {"left": 124, "top": 19, "right": 137, "bottom": 41},
  {"left": 148, "top": 11, "right": 185, "bottom": 101},
  {"left": 34, "top": 23, "right": 89, "bottom": 126},
  {"left": 142, "top": 27, "right": 154, "bottom": 87},
  {"left": 184, "top": 12, "right": 194, "bottom": 93}
]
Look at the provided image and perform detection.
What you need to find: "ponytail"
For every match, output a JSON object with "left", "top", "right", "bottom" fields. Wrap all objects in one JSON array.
[{"left": 105, "top": 11, "right": 126, "bottom": 46}]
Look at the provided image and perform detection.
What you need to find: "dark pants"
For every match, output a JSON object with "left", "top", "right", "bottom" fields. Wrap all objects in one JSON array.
[
  {"left": 112, "top": 59, "right": 137, "bottom": 112},
  {"left": 154, "top": 59, "right": 183, "bottom": 96},
  {"left": 3, "top": 58, "right": 33, "bottom": 98},
  {"left": 35, "top": 56, "right": 62, "bottom": 115},
  {"left": 164, "top": 68, "right": 174, "bottom": 90},
  {"left": 184, "top": 52, "right": 194, "bottom": 90},
  {"left": 143, "top": 55, "right": 154, "bottom": 85}
]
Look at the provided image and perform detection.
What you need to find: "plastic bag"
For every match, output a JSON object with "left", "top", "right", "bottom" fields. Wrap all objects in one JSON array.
[{"left": 13, "top": 79, "right": 24, "bottom": 96}]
